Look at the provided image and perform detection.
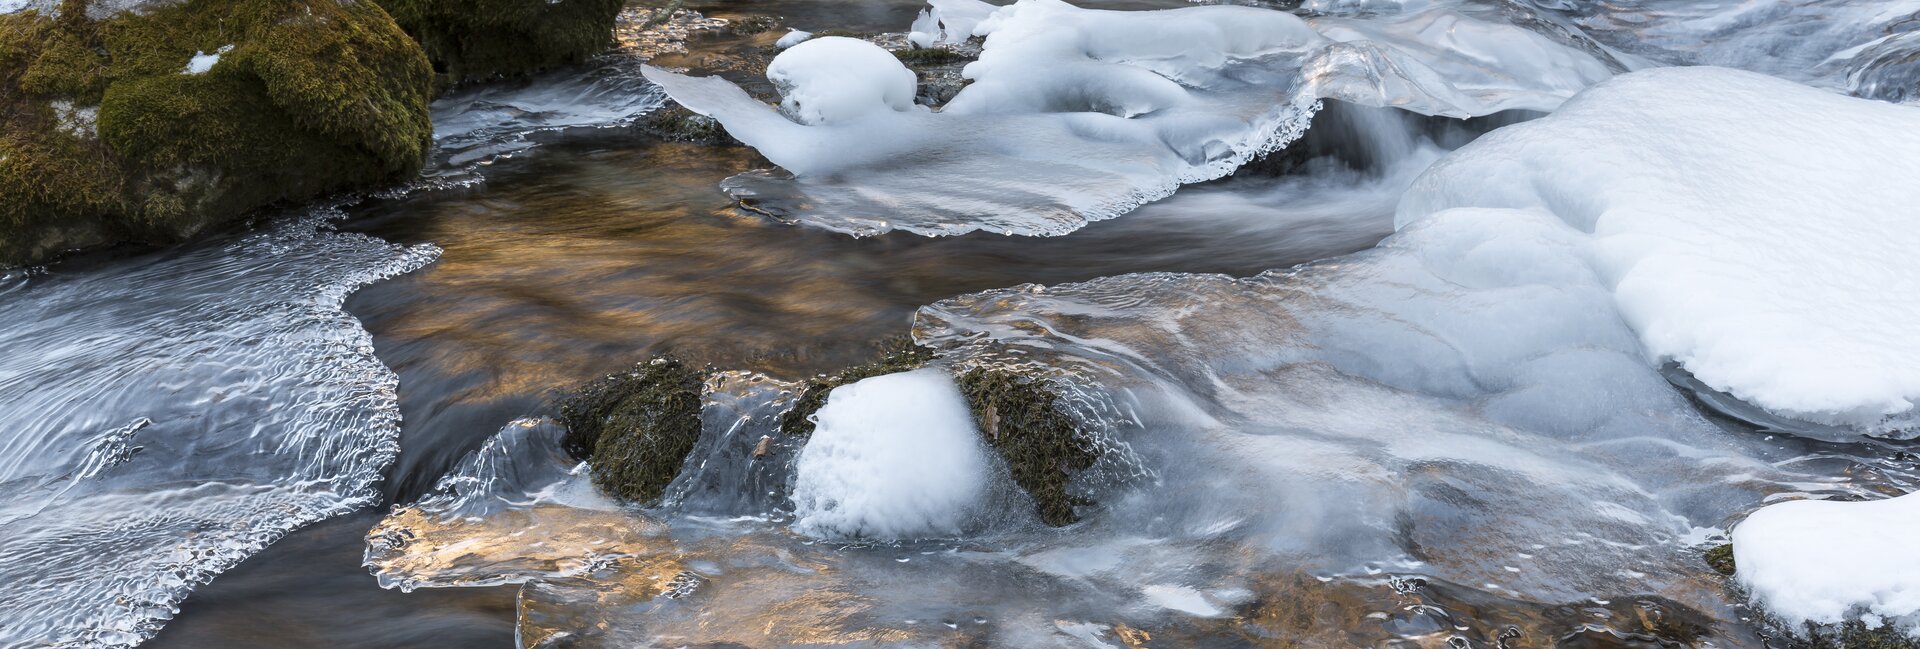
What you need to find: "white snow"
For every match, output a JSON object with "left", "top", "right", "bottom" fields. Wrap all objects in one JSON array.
[
  {"left": 182, "top": 45, "right": 233, "bottom": 75},
  {"left": 790, "top": 369, "right": 993, "bottom": 539},
  {"left": 773, "top": 29, "right": 811, "bottom": 49},
  {"left": 1400, "top": 66, "right": 1920, "bottom": 431},
  {"left": 1734, "top": 494, "right": 1920, "bottom": 631},
  {"left": 642, "top": 0, "right": 1611, "bottom": 237},
  {"left": 766, "top": 37, "right": 917, "bottom": 125},
  {"left": 0, "top": 0, "right": 30, "bottom": 14}
]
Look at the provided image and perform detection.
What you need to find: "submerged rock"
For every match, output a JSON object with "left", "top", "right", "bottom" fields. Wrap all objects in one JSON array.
[
  {"left": 375, "top": 0, "right": 624, "bottom": 86},
  {"left": 0, "top": 0, "right": 433, "bottom": 266},
  {"left": 558, "top": 358, "right": 706, "bottom": 504}
]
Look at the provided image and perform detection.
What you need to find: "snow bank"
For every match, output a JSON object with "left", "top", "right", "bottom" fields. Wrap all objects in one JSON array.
[
  {"left": 644, "top": 0, "right": 1610, "bottom": 237},
  {"left": 1734, "top": 494, "right": 1920, "bottom": 632},
  {"left": 790, "top": 369, "right": 994, "bottom": 539},
  {"left": 1400, "top": 66, "right": 1920, "bottom": 431}
]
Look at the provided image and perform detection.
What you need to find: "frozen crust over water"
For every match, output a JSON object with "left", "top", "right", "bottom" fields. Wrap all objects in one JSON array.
[
  {"left": 643, "top": 0, "right": 1610, "bottom": 237},
  {"left": 1400, "top": 66, "right": 1920, "bottom": 432}
]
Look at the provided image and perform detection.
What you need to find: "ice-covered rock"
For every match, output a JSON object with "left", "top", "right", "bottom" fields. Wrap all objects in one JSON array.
[
  {"left": 1401, "top": 66, "right": 1920, "bottom": 432},
  {"left": 790, "top": 368, "right": 996, "bottom": 539},
  {"left": 1734, "top": 493, "right": 1920, "bottom": 633},
  {"left": 773, "top": 29, "right": 811, "bottom": 48},
  {"left": 767, "top": 37, "right": 919, "bottom": 126},
  {"left": 644, "top": 0, "right": 1610, "bottom": 237}
]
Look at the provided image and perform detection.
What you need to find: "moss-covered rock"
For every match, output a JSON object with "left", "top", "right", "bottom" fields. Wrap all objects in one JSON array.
[
  {"left": 955, "top": 367, "right": 1099, "bottom": 526},
  {"left": 558, "top": 358, "right": 706, "bottom": 504},
  {"left": 374, "top": 0, "right": 623, "bottom": 86},
  {"left": 1705, "top": 543, "right": 1735, "bottom": 576},
  {"left": 1, "top": 0, "right": 433, "bottom": 265},
  {"left": 639, "top": 103, "right": 735, "bottom": 145}
]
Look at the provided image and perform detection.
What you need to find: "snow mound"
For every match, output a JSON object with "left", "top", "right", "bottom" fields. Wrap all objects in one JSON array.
[
  {"left": 1733, "top": 494, "right": 1920, "bottom": 632},
  {"left": 1400, "top": 66, "right": 1920, "bottom": 432},
  {"left": 768, "top": 37, "right": 917, "bottom": 125},
  {"left": 790, "top": 369, "right": 993, "bottom": 539},
  {"left": 645, "top": 0, "right": 1609, "bottom": 237}
]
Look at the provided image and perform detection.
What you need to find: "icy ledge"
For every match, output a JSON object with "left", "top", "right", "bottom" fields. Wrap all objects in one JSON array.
[
  {"left": 1400, "top": 66, "right": 1920, "bottom": 434},
  {"left": 642, "top": 0, "right": 1610, "bottom": 237}
]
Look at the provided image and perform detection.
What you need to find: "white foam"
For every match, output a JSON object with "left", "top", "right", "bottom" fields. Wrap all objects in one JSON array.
[
  {"left": 790, "top": 369, "right": 993, "bottom": 539},
  {"left": 1400, "top": 66, "right": 1920, "bottom": 431},
  {"left": 1734, "top": 494, "right": 1920, "bottom": 632}
]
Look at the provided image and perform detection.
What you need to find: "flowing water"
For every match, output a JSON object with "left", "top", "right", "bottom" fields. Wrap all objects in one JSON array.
[{"left": 3, "top": 0, "right": 1918, "bottom": 647}]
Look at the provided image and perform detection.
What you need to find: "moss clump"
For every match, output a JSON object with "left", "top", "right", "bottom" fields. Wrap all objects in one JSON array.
[
  {"left": 1704, "top": 543, "right": 1735, "bottom": 576},
  {"left": 640, "top": 104, "right": 734, "bottom": 144},
  {"left": 778, "top": 339, "right": 935, "bottom": 439},
  {"left": 1, "top": 0, "right": 433, "bottom": 266},
  {"left": 558, "top": 358, "right": 706, "bottom": 504},
  {"left": 955, "top": 367, "right": 1099, "bottom": 526},
  {"left": 375, "top": 0, "right": 623, "bottom": 87},
  {"left": 893, "top": 46, "right": 970, "bottom": 68}
]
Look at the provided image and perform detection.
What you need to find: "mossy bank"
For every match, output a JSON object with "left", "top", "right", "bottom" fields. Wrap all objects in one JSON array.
[
  {"left": 1, "top": 0, "right": 434, "bottom": 266},
  {"left": 0, "top": 0, "right": 627, "bottom": 266}
]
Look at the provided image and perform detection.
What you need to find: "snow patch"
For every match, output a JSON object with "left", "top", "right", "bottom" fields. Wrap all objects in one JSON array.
[
  {"left": 774, "top": 29, "right": 811, "bottom": 49},
  {"left": 1734, "top": 494, "right": 1920, "bottom": 632},
  {"left": 182, "top": 44, "right": 233, "bottom": 75},
  {"left": 790, "top": 369, "right": 992, "bottom": 539}
]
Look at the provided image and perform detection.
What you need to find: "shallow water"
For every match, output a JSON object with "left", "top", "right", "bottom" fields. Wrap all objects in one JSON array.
[{"left": 5, "top": 0, "right": 1918, "bottom": 646}]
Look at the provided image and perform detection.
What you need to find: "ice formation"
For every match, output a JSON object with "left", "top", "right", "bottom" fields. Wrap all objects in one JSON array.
[
  {"left": 790, "top": 368, "right": 996, "bottom": 539},
  {"left": 644, "top": 0, "right": 1610, "bottom": 237},
  {"left": 0, "top": 209, "right": 435, "bottom": 647},
  {"left": 1734, "top": 493, "right": 1920, "bottom": 632},
  {"left": 1401, "top": 66, "right": 1920, "bottom": 431}
]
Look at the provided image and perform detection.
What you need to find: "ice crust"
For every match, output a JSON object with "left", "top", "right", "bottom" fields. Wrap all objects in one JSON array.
[
  {"left": 1735, "top": 494, "right": 1920, "bottom": 632},
  {"left": 644, "top": 0, "right": 1610, "bottom": 237},
  {"left": 1400, "top": 66, "right": 1920, "bottom": 431},
  {"left": 790, "top": 368, "right": 996, "bottom": 539}
]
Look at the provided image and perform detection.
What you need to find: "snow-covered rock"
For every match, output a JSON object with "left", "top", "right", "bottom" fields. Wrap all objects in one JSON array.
[
  {"left": 1734, "top": 494, "right": 1920, "bottom": 633},
  {"left": 791, "top": 369, "right": 995, "bottom": 539},
  {"left": 1400, "top": 66, "right": 1920, "bottom": 432}
]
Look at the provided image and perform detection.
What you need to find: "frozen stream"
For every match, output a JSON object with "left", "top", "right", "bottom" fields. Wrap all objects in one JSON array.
[{"left": 1, "top": 0, "right": 1917, "bottom": 647}]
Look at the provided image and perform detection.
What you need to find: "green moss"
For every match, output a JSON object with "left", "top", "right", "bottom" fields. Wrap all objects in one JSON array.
[
  {"left": 558, "top": 358, "right": 706, "bottom": 504},
  {"left": 956, "top": 367, "right": 1100, "bottom": 526},
  {"left": 1705, "top": 543, "right": 1735, "bottom": 576},
  {"left": 0, "top": 0, "right": 433, "bottom": 266},
  {"left": 375, "top": 0, "right": 623, "bottom": 86},
  {"left": 777, "top": 338, "right": 935, "bottom": 439},
  {"left": 893, "top": 46, "right": 970, "bottom": 67},
  {"left": 640, "top": 104, "right": 733, "bottom": 144}
]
